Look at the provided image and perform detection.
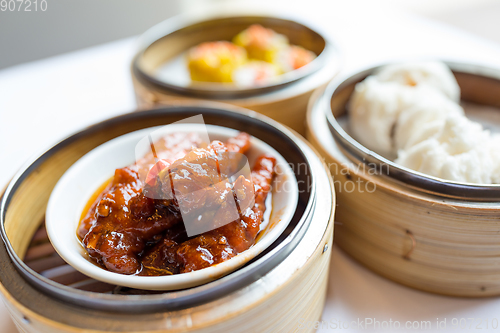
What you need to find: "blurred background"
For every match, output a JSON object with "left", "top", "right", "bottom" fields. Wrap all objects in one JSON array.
[{"left": 1, "top": 0, "right": 500, "bottom": 70}]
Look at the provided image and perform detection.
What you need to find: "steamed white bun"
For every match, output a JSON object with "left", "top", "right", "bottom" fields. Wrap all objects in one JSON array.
[
  {"left": 349, "top": 77, "right": 441, "bottom": 157},
  {"left": 375, "top": 61, "right": 460, "bottom": 102},
  {"left": 394, "top": 94, "right": 464, "bottom": 151},
  {"left": 349, "top": 61, "right": 499, "bottom": 184},
  {"left": 396, "top": 116, "right": 496, "bottom": 184}
]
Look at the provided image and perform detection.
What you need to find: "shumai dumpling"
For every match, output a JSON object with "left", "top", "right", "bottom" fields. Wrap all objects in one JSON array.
[
  {"left": 233, "top": 24, "right": 289, "bottom": 64},
  {"left": 232, "top": 60, "right": 280, "bottom": 86},
  {"left": 274, "top": 45, "right": 316, "bottom": 73},
  {"left": 187, "top": 41, "right": 247, "bottom": 83}
]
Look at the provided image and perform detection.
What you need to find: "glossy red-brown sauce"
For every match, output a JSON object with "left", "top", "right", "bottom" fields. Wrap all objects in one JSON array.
[{"left": 77, "top": 132, "right": 276, "bottom": 276}]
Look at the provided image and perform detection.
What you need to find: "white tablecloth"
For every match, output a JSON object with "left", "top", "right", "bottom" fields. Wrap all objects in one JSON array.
[{"left": 2, "top": 1, "right": 500, "bottom": 332}]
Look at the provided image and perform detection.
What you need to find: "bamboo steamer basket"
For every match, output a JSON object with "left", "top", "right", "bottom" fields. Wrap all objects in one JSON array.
[
  {"left": 130, "top": 12, "right": 341, "bottom": 135},
  {"left": 306, "top": 62, "right": 500, "bottom": 297},
  {"left": 0, "top": 104, "right": 335, "bottom": 332}
]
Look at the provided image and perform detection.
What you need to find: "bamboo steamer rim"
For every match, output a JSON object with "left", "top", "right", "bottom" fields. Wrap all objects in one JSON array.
[
  {"left": 0, "top": 103, "right": 335, "bottom": 330},
  {"left": 307, "top": 85, "right": 500, "bottom": 298},
  {"left": 322, "top": 60, "right": 500, "bottom": 202},
  {"left": 0, "top": 174, "right": 334, "bottom": 332},
  {"left": 132, "top": 9, "right": 341, "bottom": 101},
  {"left": 306, "top": 84, "right": 500, "bottom": 211},
  {"left": 306, "top": 75, "right": 500, "bottom": 298},
  {"left": 0, "top": 103, "right": 324, "bottom": 313}
]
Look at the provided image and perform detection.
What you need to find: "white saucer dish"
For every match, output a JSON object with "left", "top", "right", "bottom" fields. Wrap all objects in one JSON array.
[{"left": 46, "top": 124, "right": 298, "bottom": 290}]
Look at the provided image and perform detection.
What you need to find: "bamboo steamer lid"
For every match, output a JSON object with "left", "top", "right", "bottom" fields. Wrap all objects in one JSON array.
[
  {"left": 306, "top": 62, "right": 500, "bottom": 297},
  {"left": 130, "top": 11, "right": 341, "bottom": 135},
  {"left": 0, "top": 104, "right": 335, "bottom": 332}
]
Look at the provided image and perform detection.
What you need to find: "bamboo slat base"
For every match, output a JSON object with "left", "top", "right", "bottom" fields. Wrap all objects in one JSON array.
[{"left": 1, "top": 220, "right": 333, "bottom": 333}]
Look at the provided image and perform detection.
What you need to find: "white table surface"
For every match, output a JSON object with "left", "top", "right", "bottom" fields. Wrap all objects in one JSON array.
[{"left": 2, "top": 1, "right": 500, "bottom": 332}]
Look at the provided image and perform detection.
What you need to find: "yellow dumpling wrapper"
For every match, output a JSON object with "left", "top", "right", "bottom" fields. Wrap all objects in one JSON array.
[
  {"left": 233, "top": 24, "right": 289, "bottom": 65},
  {"left": 187, "top": 41, "right": 247, "bottom": 83}
]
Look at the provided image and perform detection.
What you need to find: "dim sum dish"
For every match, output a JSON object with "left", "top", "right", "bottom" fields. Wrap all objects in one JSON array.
[
  {"left": 0, "top": 105, "right": 334, "bottom": 332},
  {"left": 348, "top": 61, "right": 499, "bottom": 185},
  {"left": 186, "top": 25, "right": 316, "bottom": 86},
  {"left": 321, "top": 61, "right": 500, "bottom": 199},
  {"left": 131, "top": 14, "right": 340, "bottom": 134},
  {"left": 46, "top": 124, "right": 298, "bottom": 290},
  {"left": 307, "top": 61, "right": 500, "bottom": 297},
  {"left": 134, "top": 17, "right": 328, "bottom": 97}
]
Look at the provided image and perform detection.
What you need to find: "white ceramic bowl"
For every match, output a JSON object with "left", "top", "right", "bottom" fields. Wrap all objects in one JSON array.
[{"left": 46, "top": 124, "right": 298, "bottom": 290}]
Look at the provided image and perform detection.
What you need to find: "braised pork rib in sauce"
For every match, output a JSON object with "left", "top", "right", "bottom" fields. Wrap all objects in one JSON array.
[{"left": 78, "top": 131, "right": 276, "bottom": 276}]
